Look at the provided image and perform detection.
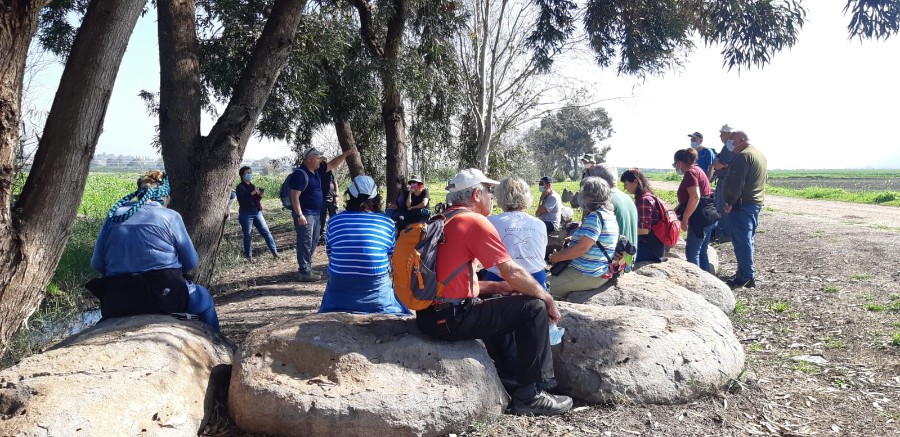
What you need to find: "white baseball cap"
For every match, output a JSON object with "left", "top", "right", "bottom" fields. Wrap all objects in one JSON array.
[
  {"left": 719, "top": 124, "right": 734, "bottom": 133},
  {"left": 348, "top": 175, "right": 378, "bottom": 198},
  {"left": 302, "top": 147, "right": 324, "bottom": 160},
  {"left": 446, "top": 168, "right": 499, "bottom": 193}
]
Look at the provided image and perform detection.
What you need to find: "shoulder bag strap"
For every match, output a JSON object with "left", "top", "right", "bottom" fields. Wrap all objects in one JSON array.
[{"left": 589, "top": 211, "right": 614, "bottom": 265}]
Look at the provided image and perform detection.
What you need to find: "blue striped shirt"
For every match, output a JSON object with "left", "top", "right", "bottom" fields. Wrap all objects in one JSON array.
[
  {"left": 325, "top": 211, "right": 396, "bottom": 276},
  {"left": 570, "top": 209, "right": 618, "bottom": 277}
]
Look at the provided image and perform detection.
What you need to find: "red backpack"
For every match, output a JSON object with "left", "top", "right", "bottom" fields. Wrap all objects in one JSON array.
[{"left": 649, "top": 195, "right": 681, "bottom": 247}]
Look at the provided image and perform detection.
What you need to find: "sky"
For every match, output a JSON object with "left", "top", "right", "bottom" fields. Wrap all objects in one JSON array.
[{"left": 24, "top": 1, "right": 900, "bottom": 170}]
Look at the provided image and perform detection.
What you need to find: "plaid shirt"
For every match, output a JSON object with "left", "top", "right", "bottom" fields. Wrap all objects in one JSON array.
[{"left": 636, "top": 193, "right": 661, "bottom": 231}]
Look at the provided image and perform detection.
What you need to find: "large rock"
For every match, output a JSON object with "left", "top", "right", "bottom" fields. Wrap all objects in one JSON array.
[
  {"left": 566, "top": 273, "right": 732, "bottom": 330},
  {"left": 665, "top": 240, "right": 720, "bottom": 275},
  {"left": 229, "top": 313, "right": 506, "bottom": 437},
  {"left": 553, "top": 302, "right": 744, "bottom": 404},
  {"left": 634, "top": 257, "right": 735, "bottom": 313},
  {"left": 0, "top": 315, "right": 233, "bottom": 436}
]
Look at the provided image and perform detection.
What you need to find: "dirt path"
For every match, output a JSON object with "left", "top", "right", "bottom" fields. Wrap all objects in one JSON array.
[{"left": 211, "top": 192, "right": 900, "bottom": 436}]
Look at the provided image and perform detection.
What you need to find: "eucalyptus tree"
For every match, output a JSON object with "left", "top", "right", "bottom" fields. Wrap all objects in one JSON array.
[
  {"left": 0, "top": 0, "right": 145, "bottom": 357},
  {"left": 198, "top": 4, "right": 375, "bottom": 179},
  {"left": 455, "top": 0, "right": 583, "bottom": 172},
  {"left": 526, "top": 105, "right": 613, "bottom": 180}
]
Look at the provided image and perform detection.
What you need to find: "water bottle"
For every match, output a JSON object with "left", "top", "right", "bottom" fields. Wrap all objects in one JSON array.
[{"left": 548, "top": 322, "right": 565, "bottom": 346}]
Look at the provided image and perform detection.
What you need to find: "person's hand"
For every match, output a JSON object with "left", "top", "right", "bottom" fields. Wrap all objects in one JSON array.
[
  {"left": 344, "top": 147, "right": 357, "bottom": 157},
  {"left": 724, "top": 203, "right": 733, "bottom": 214},
  {"left": 544, "top": 297, "right": 561, "bottom": 323},
  {"left": 296, "top": 215, "right": 308, "bottom": 226}
]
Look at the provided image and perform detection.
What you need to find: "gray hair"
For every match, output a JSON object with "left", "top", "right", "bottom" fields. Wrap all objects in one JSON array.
[
  {"left": 594, "top": 162, "right": 618, "bottom": 187},
  {"left": 446, "top": 186, "right": 480, "bottom": 206},
  {"left": 732, "top": 130, "right": 749, "bottom": 142},
  {"left": 494, "top": 176, "right": 532, "bottom": 212},
  {"left": 580, "top": 176, "right": 612, "bottom": 212}
]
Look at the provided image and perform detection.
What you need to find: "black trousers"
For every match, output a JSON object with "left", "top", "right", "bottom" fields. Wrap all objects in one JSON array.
[{"left": 416, "top": 295, "right": 554, "bottom": 385}]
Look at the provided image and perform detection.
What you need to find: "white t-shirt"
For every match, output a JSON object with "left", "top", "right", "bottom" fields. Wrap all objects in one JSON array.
[
  {"left": 487, "top": 211, "right": 548, "bottom": 275},
  {"left": 537, "top": 191, "right": 561, "bottom": 225}
]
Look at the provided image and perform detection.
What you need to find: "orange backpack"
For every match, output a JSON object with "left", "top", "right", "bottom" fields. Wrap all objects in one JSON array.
[{"left": 391, "top": 209, "right": 473, "bottom": 310}]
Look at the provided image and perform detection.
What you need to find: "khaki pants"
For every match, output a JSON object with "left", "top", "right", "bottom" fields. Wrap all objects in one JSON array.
[{"left": 547, "top": 267, "right": 609, "bottom": 299}]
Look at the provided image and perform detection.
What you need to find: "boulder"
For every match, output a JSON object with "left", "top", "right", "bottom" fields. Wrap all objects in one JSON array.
[
  {"left": 566, "top": 273, "right": 732, "bottom": 330},
  {"left": 229, "top": 313, "right": 506, "bottom": 437},
  {"left": 634, "top": 257, "right": 735, "bottom": 313},
  {"left": 665, "top": 240, "right": 719, "bottom": 275},
  {"left": 552, "top": 302, "right": 745, "bottom": 404},
  {"left": 0, "top": 315, "right": 233, "bottom": 436}
]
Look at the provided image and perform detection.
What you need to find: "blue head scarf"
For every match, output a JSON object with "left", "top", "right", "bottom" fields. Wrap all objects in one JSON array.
[{"left": 106, "top": 172, "right": 171, "bottom": 223}]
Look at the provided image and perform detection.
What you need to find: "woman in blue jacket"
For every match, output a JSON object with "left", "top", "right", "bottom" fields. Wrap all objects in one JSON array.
[{"left": 91, "top": 170, "right": 220, "bottom": 331}]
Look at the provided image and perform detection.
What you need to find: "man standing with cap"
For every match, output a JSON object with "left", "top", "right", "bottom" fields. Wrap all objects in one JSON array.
[
  {"left": 290, "top": 146, "right": 356, "bottom": 282},
  {"left": 580, "top": 153, "right": 604, "bottom": 179},
  {"left": 712, "top": 124, "right": 735, "bottom": 243},
  {"left": 415, "top": 168, "right": 573, "bottom": 416},
  {"left": 689, "top": 131, "right": 716, "bottom": 180},
  {"left": 535, "top": 176, "right": 561, "bottom": 234}
]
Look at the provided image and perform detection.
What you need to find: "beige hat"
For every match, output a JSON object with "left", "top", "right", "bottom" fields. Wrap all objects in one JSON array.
[{"left": 447, "top": 169, "right": 499, "bottom": 193}]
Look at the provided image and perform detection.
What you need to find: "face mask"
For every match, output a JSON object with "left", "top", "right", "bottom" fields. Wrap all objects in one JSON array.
[
  {"left": 725, "top": 139, "right": 735, "bottom": 152},
  {"left": 243, "top": 173, "right": 253, "bottom": 182},
  {"left": 676, "top": 168, "right": 684, "bottom": 176},
  {"left": 690, "top": 142, "right": 699, "bottom": 149}
]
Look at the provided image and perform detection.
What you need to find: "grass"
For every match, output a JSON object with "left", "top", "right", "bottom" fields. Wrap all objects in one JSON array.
[
  {"left": 823, "top": 337, "right": 846, "bottom": 349},
  {"left": 733, "top": 299, "right": 748, "bottom": 315},
  {"left": 864, "top": 301, "right": 900, "bottom": 312},
  {"left": 850, "top": 273, "right": 873, "bottom": 280},
  {"left": 823, "top": 285, "right": 841, "bottom": 293},
  {"left": 770, "top": 301, "right": 789, "bottom": 313},
  {"left": 766, "top": 186, "right": 900, "bottom": 206},
  {"left": 892, "top": 333, "right": 900, "bottom": 347},
  {"left": 790, "top": 361, "right": 819, "bottom": 374}
]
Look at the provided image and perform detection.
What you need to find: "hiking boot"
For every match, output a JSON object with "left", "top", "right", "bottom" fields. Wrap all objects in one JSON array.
[
  {"left": 726, "top": 278, "right": 755, "bottom": 289},
  {"left": 511, "top": 390, "right": 573, "bottom": 416},
  {"left": 298, "top": 272, "right": 321, "bottom": 282}
]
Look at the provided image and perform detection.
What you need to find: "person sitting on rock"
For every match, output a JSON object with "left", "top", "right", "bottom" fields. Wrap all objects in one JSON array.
[
  {"left": 620, "top": 168, "right": 666, "bottom": 263},
  {"left": 547, "top": 177, "right": 619, "bottom": 299},
  {"left": 90, "top": 170, "right": 220, "bottom": 332},
  {"left": 415, "top": 168, "right": 572, "bottom": 417},
  {"left": 487, "top": 176, "right": 549, "bottom": 289},
  {"left": 319, "top": 175, "right": 410, "bottom": 315},
  {"left": 404, "top": 175, "right": 430, "bottom": 225}
]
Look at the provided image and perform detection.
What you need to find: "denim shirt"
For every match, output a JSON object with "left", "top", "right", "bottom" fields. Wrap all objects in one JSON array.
[{"left": 91, "top": 202, "right": 199, "bottom": 277}]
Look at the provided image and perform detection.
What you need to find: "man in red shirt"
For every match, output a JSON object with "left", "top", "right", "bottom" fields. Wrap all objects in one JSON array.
[{"left": 415, "top": 168, "right": 572, "bottom": 416}]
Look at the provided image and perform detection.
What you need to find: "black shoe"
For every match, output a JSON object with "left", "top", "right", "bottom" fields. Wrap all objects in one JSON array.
[
  {"left": 726, "top": 278, "right": 756, "bottom": 289},
  {"left": 511, "top": 390, "right": 573, "bottom": 416}
]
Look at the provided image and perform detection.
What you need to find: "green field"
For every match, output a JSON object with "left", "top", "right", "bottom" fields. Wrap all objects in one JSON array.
[{"left": 649, "top": 169, "right": 900, "bottom": 206}]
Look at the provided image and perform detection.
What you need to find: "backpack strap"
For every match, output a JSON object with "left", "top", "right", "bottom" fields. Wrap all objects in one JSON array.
[
  {"left": 589, "top": 211, "right": 615, "bottom": 266},
  {"left": 434, "top": 207, "right": 477, "bottom": 300}
]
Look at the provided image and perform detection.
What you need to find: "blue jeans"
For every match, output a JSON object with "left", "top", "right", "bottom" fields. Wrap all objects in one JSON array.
[
  {"left": 293, "top": 212, "right": 321, "bottom": 275},
  {"left": 239, "top": 210, "right": 277, "bottom": 257},
  {"left": 729, "top": 203, "right": 762, "bottom": 282},
  {"left": 685, "top": 222, "right": 716, "bottom": 272},
  {"left": 714, "top": 185, "right": 731, "bottom": 239},
  {"left": 187, "top": 283, "right": 220, "bottom": 332}
]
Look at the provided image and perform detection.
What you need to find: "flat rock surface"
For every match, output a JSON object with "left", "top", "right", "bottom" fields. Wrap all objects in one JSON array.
[
  {"left": 552, "top": 302, "right": 745, "bottom": 404},
  {"left": 0, "top": 315, "right": 233, "bottom": 437},
  {"left": 228, "top": 313, "right": 507, "bottom": 437},
  {"left": 634, "top": 257, "right": 736, "bottom": 313}
]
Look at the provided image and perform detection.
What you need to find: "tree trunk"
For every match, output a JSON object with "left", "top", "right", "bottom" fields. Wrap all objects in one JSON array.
[
  {"left": 334, "top": 118, "right": 365, "bottom": 178},
  {"left": 351, "top": 0, "right": 407, "bottom": 203},
  {"left": 0, "top": 0, "right": 144, "bottom": 357},
  {"left": 158, "top": 0, "right": 307, "bottom": 283}
]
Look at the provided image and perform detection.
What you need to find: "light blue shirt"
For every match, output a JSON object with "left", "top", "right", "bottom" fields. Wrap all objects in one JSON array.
[
  {"left": 91, "top": 202, "right": 198, "bottom": 276},
  {"left": 570, "top": 209, "right": 618, "bottom": 277}
]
